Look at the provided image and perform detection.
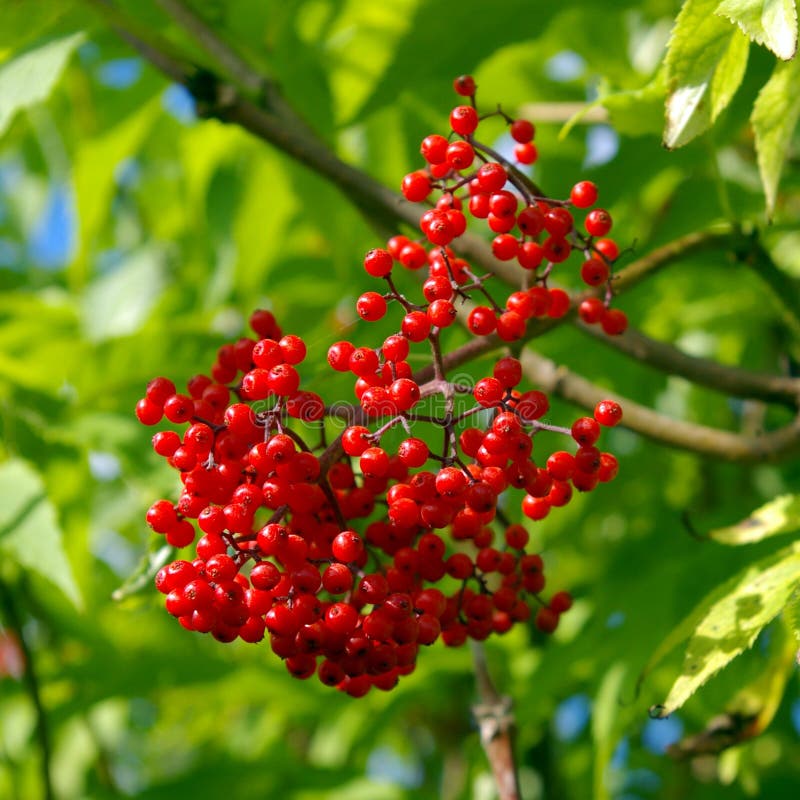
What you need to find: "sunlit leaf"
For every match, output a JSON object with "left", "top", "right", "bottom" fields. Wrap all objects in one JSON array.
[
  {"left": 0, "top": 31, "right": 84, "bottom": 137},
  {"left": 664, "top": 0, "right": 749, "bottom": 147},
  {"left": 710, "top": 494, "right": 800, "bottom": 544},
  {"left": 81, "top": 245, "right": 166, "bottom": 341},
  {"left": 0, "top": 458, "right": 81, "bottom": 607},
  {"left": 752, "top": 55, "right": 800, "bottom": 215},
  {"left": 715, "top": 0, "right": 798, "bottom": 59},
  {"left": 648, "top": 543, "right": 800, "bottom": 717}
]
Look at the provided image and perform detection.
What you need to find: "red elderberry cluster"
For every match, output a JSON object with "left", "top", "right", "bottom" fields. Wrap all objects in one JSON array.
[
  {"left": 134, "top": 77, "right": 626, "bottom": 698},
  {"left": 391, "top": 74, "right": 628, "bottom": 337}
]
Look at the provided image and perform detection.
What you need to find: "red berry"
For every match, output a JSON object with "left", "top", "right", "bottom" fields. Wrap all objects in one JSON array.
[
  {"left": 594, "top": 399, "right": 623, "bottom": 426},
  {"left": 446, "top": 140, "right": 475, "bottom": 171},
  {"left": 468, "top": 306, "right": 497, "bottom": 336},
  {"left": 453, "top": 75, "right": 476, "bottom": 96},
  {"left": 514, "top": 142, "right": 538, "bottom": 164},
  {"left": 420, "top": 134, "right": 449, "bottom": 164},
  {"left": 547, "top": 288, "right": 570, "bottom": 318},
  {"left": 585, "top": 208, "right": 613, "bottom": 237},
  {"left": 474, "top": 377, "right": 504, "bottom": 407},
  {"left": 356, "top": 291, "right": 388, "bottom": 321},
  {"left": 578, "top": 297, "right": 605, "bottom": 325},
  {"left": 510, "top": 119, "right": 535, "bottom": 143},
  {"left": 571, "top": 417, "right": 601, "bottom": 447},
  {"left": 601, "top": 308, "right": 628, "bottom": 335},
  {"left": 492, "top": 234, "right": 519, "bottom": 261},
  {"left": 450, "top": 105, "right": 479, "bottom": 136},
  {"left": 580, "top": 257, "right": 610, "bottom": 287},
  {"left": 595, "top": 238, "right": 619, "bottom": 261},
  {"left": 477, "top": 163, "right": 507, "bottom": 193},
  {"left": 401, "top": 171, "right": 432, "bottom": 202},
  {"left": 570, "top": 181, "right": 598, "bottom": 208}
]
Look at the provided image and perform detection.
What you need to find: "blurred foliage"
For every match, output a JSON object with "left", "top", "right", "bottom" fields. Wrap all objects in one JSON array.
[{"left": 1, "top": 1, "right": 799, "bottom": 799}]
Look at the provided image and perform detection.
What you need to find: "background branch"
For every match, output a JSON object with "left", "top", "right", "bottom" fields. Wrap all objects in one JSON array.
[
  {"left": 0, "top": 577, "right": 54, "bottom": 800},
  {"left": 519, "top": 349, "right": 800, "bottom": 463},
  {"left": 471, "top": 642, "right": 521, "bottom": 800}
]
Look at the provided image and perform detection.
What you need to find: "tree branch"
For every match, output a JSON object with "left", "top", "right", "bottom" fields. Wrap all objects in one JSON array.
[
  {"left": 470, "top": 642, "right": 521, "bottom": 800},
  {"left": 610, "top": 228, "right": 736, "bottom": 295},
  {"left": 0, "top": 577, "right": 54, "bottom": 800},
  {"left": 519, "top": 349, "right": 800, "bottom": 463},
  {"left": 576, "top": 322, "right": 800, "bottom": 408}
]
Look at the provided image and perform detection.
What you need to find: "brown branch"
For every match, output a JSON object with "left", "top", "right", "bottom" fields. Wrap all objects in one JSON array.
[
  {"left": 519, "top": 349, "right": 800, "bottom": 463},
  {"left": 576, "top": 322, "right": 800, "bottom": 408},
  {"left": 470, "top": 642, "right": 521, "bottom": 800},
  {"left": 610, "top": 228, "right": 736, "bottom": 295}
]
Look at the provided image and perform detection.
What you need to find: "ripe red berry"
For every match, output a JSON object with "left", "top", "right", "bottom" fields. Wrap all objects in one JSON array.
[
  {"left": 580, "top": 257, "right": 610, "bottom": 287},
  {"left": 450, "top": 105, "right": 479, "bottom": 136},
  {"left": 547, "top": 288, "right": 570, "bottom": 318},
  {"left": 356, "top": 291, "right": 388, "bottom": 321},
  {"left": 510, "top": 119, "right": 535, "bottom": 143},
  {"left": 570, "top": 181, "right": 598, "bottom": 208},
  {"left": 420, "top": 134, "right": 449, "bottom": 164},
  {"left": 601, "top": 308, "right": 628, "bottom": 335},
  {"left": 477, "top": 163, "right": 507, "bottom": 193},
  {"left": 328, "top": 340, "right": 355, "bottom": 371},
  {"left": 453, "top": 74, "right": 476, "bottom": 96},
  {"left": 446, "top": 140, "right": 475, "bottom": 171},
  {"left": 363, "top": 247, "right": 393, "bottom": 277},
  {"left": 578, "top": 297, "right": 606, "bottom": 325},
  {"left": 594, "top": 399, "right": 623, "bottom": 427},
  {"left": 585, "top": 208, "right": 613, "bottom": 237},
  {"left": 401, "top": 171, "right": 432, "bottom": 202},
  {"left": 474, "top": 377, "right": 504, "bottom": 407},
  {"left": 468, "top": 307, "right": 497, "bottom": 336},
  {"left": 595, "top": 238, "right": 619, "bottom": 261},
  {"left": 514, "top": 142, "right": 538, "bottom": 164}
]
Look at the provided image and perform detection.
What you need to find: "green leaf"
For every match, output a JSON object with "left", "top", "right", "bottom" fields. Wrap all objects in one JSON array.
[
  {"left": 81, "top": 246, "right": 167, "bottom": 341},
  {"left": 0, "top": 458, "right": 81, "bottom": 607},
  {"left": 649, "top": 543, "right": 800, "bottom": 717},
  {"left": 598, "top": 70, "right": 668, "bottom": 137},
  {"left": 664, "top": 0, "right": 750, "bottom": 148},
  {"left": 715, "top": 0, "right": 798, "bottom": 59},
  {"left": 592, "top": 663, "right": 628, "bottom": 800},
  {"left": 752, "top": 55, "right": 800, "bottom": 215},
  {"left": 0, "top": 31, "right": 84, "bottom": 138},
  {"left": 710, "top": 494, "right": 800, "bottom": 544},
  {"left": 71, "top": 97, "right": 161, "bottom": 288}
]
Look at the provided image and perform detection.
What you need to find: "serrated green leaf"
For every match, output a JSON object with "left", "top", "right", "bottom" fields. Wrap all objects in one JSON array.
[
  {"left": 0, "top": 31, "right": 84, "bottom": 138},
  {"left": 664, "top": 0, "right": 750, "bottom": 147},
  {"left": 752, "top": 55, "right": 800, "bottom": 215},
  {"left": 710, "top": 25, "right": 750, "bottom": 120},
  {"left": 0, "top": 459, "right": 81, "bottom": 607},
  {"left": 649, "top": 543, "right": 800, "bottom": 717},
  {"left": 81, "top": 246, "right": 166, "bottom": 341},
  {"left": 715, "top": 0, "right": 798, "bottom": 59},
  {"left": 710, "top": 494, "right": 800, "bottom": 544}
]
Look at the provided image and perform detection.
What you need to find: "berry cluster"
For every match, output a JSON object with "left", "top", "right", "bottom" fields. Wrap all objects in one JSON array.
[
  {"left": 392, "top": 74, "right": 627, "bottom": 337},
  {"left": 134, "top": 77, "right": 626, "bottom": 697}
]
